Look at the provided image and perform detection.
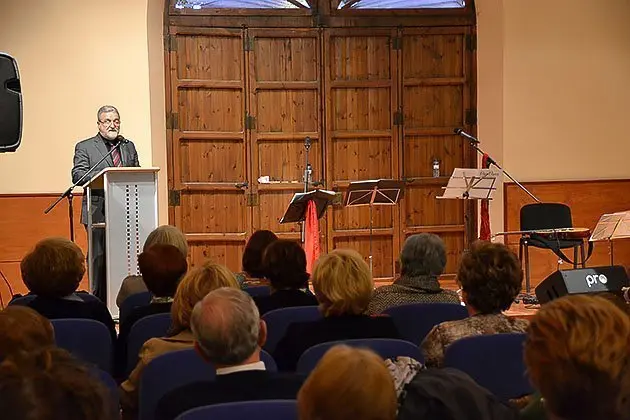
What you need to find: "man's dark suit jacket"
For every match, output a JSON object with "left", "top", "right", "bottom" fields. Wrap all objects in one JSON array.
[
  {"left": 71, "top": 133, "right": 140, "bottom": 225},
  {"left": 253, "top": 289, "right": 319, "bottom": 316},
  {"left": 272, "top": 314, "right": 401, "bottom": 371},
  {"left": 155, "top": 370, "right": 305, "bottom": 420}
]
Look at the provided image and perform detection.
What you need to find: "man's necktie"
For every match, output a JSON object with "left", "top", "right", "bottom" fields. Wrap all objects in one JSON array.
[{"left": 111, "top": 145, "right": 122, "bottom": 167}]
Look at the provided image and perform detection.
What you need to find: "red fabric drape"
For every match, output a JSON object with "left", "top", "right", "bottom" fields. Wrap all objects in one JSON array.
[
  {"left": 304, "top": 200, "right": 320, "bottom": 274},
  {"left": 479, "top": 153, "right": 492, "bottom": 240}
]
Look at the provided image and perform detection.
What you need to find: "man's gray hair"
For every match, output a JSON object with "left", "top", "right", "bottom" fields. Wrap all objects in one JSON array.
[
  {"left": 97, "top": 105, "right": 119, "bottom": 120},
  {"left": 191, "top": 287, "right": 260, "bottom": 366},
  {"left": 400, "top": 233, "right": 447, "bottom": 277}
]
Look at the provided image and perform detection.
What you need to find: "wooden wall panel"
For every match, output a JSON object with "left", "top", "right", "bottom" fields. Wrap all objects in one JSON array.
[
  {"left": 0, "top": 194, "right": 89, "bottom": 307},
  {"left": 504, "top": 180, "right": 630, "bottom": 289}
]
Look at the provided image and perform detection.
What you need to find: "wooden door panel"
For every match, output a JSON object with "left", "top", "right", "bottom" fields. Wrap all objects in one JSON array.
[
  {"left": 178, "top": 138, "right": 245, "bottom": 183},
  {"left": 404, "top": 185, "right": 464, "bottom": 227},
  {"left": 404, "top": 135, "right": 464, "bottom": 178},
  {"left": 325, "top": 29, "right": 400, "bottom": 280},
  {"left": 248, "top": 29, "right": 322, "bottom": 239},
  {"left": 333, "top": 236, "right": 394, "bottom": 279},
  {"left": 403, "top": 86, "right": 464, "bottom": 129},
  {"left": 169, "top": 29, "right": 250, "bottom": 271},
  {"left": 400, "top": 27, "right": 473, "bottom": 275}
]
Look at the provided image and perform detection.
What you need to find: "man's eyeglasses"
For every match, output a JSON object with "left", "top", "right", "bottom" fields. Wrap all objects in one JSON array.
[{"left": 99, "top": 119, "right": 121, "bottom": 127}]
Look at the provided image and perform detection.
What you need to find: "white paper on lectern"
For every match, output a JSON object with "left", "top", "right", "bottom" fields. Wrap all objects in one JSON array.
[
  {"left": 590, "top": 211, "right": 630, "bottom": 242},
  {"left": 439, "top": 168, "right": 502, "bottom": 200}
]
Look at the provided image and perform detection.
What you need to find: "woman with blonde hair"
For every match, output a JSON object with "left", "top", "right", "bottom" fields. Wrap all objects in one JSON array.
[
  {"left": 298, "top": 345, "right": 397, "bottom": 420},
  {"left": 273, "top": 249, "right": 400, "bottom": 371},
  {"left": 116, "top": 225, "right": 189, "bottom": 308},
  {"left": 120, "top": 261, "right": 239, "bottom": 418}
]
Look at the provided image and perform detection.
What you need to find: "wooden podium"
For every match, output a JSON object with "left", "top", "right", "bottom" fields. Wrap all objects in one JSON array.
[{"left": 84, "top": 167, "right": 159, "bottom": 317}]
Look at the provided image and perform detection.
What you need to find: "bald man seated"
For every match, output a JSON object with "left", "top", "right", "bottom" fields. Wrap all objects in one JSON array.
[{"left": 155, "top": 287, "right": 305, "bottom": 420}]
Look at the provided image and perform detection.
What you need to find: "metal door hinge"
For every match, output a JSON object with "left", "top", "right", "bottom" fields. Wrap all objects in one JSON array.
[
  {"left": 246, "top": 193, "right": 259, "bottom": 207},
  {"left": 465, "top": 108, "right": 477, "bottom": 125},
  {"left": 166, "top": 112, "right": 179, "bottom": 130},
  {"left": 245, "top": 114, "right": 256, "bottom": 130},
  {"left": 165, "top": 35, "right": 178, "bottom": 52},
  {"left": 392, "top": 37, "right": 402, "bottom": 51},
  {"left": 168, "top": 190, "right": 181, "bottom": 207},
  {"left": 466, "top": 34, "right": 477, "bottom": 52},
  {"left": 243, "top": 37, "right": 254, "bottom": 52}
]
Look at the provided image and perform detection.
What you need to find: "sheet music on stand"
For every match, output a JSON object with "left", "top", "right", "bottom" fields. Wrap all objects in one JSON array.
[
  {"left": 438, "top": 168, "right": 501, "bottom": 200},
  {"left": 590, "top": 211, "right": 630, "bottom": 265}
]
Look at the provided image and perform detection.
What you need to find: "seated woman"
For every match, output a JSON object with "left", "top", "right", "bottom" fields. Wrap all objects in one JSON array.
[
  {"left": 19, "top": 237, "right": 116, "bottom": 341},
  {"left": 235, "top": 230, "right": 278, "bottom": 287},
  {"left": 421, "top": 241, "right": 527, "bottom": 368},
  {"left": 116, "top": 243, "right": 188, "bottom": 375},
  {"left": 120, "top": 262, "right": 239, "bottom": 418},
  {"left": 0, "top": 306, "right": 55, "bottom": 359},
  {"left": 254, "top": 240, "right": 318, "bottom": 315},
  {"left": 116, "top": 225, "right": 189, "bottom": 308},
  {"left": 273, "top": 249, "right": 400, "bottom": 372},
  {"left": 298, "top": 345, "right": 397, "bottom": 420},
  {"left": 367, "top": 233, "right": 460, "bottom": 314}
]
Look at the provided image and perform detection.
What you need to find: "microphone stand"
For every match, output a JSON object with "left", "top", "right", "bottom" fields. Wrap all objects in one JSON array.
[
  {"left": 44, "top": 139, "right": 124, "bottom": 242},
  {"left": 456, "top": 130, "right": 541, "bottom": 203},
  {"left": 301, "top": 137, "right": 313, "bottom": 244}
]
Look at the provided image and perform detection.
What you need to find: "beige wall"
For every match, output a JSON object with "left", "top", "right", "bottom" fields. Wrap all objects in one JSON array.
[
  {"left": 2, "top": 0, "right": 629, "bottom": 231},
  {"left": 0, "top": 0, "right": 168, "bottom": 223}
]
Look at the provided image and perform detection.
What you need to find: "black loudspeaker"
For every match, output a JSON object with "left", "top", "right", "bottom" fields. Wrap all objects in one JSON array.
[
  {"left": 0, "top": 53, "right": 22, "bottom": 153},
  {"left": 535, "top": 265, "right": 629, "bottom": 304}
]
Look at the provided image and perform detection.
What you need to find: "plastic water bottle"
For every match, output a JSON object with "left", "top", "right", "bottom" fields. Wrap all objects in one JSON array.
[{"left": 432, "top": 159, "right": 440, "bottom": 178}]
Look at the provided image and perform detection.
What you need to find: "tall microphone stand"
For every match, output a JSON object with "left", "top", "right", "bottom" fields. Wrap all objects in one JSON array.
[
  {"left": 455, "top": 129, "right": 541, "bottom": 203},
  {"left": 44, "top": 140, "right": 124, "bottom": 242},
  {"left": 301, "top": 137, "right": 313, "bottom": 244}
]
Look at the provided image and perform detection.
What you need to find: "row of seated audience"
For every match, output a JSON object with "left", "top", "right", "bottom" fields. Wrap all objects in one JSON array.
[
  {"left": 1, "top": 288, "right": 629, "bottom": 419},
  {"left": 4, "top": 225, "right": 630, "bottom": 419}
]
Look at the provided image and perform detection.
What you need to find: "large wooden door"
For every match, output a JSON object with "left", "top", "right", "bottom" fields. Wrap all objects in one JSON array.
[
  {"left": 168, "top": 28, "right": 251, "bottom": 269},
  {"left": 247, "top": 29, "right": 324, "bottom": 242},
  {"left": 324, "top": 29, "right": 400, "bottom": 281},
  {"left": 399, "top": 27, "right": 475, "bottom": 276}
]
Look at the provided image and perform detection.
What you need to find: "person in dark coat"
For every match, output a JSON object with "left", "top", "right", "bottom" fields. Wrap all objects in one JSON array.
[{"left": 254, "top": 240, "right": 318, "bottom": 316}]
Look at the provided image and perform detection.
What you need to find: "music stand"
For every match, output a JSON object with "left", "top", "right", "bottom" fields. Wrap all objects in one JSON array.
[
  {"left": 280, "top": 189, "right": 336, "bottom": 225},
  {"left": 345, "top": 179, "right": 404, "bottom": 273},
  {"left": 590, "top": 211, "right": 630, "bottom": 265},
  {"left": 439, "top": 168, "right": 500, "bottom": 258}
]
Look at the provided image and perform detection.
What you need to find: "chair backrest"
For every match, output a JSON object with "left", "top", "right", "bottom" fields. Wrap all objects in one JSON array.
[
  {"left": 244, "top": 285, "right": 271, "bottom": 298},
  {"left": 262, "top": 306, "right": 323, "bottom": 354},
  {"left": 119, "top": 291, "right": 153, "bottom": 323},
  {"left": 176, "top": 400, "right": 298, "bottom": 420},
  {"left": 520, "top": 203, "right": 573, "bottom": 231},
  {"left": 127, "top": 313, "right": 173, "bottom": 374},
  {"left": 139, "top": 348, "right": 278, "bottom": 420},
  {"left": 139, "top": 348, "right": 216, "bottom": 420},
  {"left": 51, "top": 319, "right": 113, "bottom": 372},
  {"left": 297, "top": 338, "right": 424, "bottom": 374},
  {"left": 444, "top": 333, "right": 533, "bottom": 401},
  {"left": 93, "top": 368, "right": 120, "bottom": 415},
  {"left": 383, "top": 303, "right": 468, "bottom": 345}
]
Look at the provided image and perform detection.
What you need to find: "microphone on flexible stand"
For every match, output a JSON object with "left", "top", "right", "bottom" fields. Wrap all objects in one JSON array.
[
  {"left": 116, "top": 135, "right": 129, "bottom": 144},
  {"left": 304, "top": 136, "right": 311, "bottom": 151},
  {"left": 454, "top": 128, "right": 480, "bottom": 144}
]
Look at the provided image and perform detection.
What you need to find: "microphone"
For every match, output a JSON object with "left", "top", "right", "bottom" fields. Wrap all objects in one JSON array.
[
  {"left": 454, "top": 128, "right": 480, "bottom": 144},
  {"left": 304, "top": 136, "right": 311, "bottom": 151},
  {"left": 116, "top": 135, "right": 129, "bottom": 144}
]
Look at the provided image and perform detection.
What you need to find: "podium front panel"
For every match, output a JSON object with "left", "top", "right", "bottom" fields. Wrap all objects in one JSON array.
[{"left": 104, "top": 171, "right": 158, "bottom": 317}]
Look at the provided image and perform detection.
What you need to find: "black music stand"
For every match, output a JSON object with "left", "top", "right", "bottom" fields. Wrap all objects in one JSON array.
[
  {"left": 345, "top": 179, "right": 404, "bottom": 273},
  {"left": 280, "top": 189, "right": 336, "bottom": 225}
]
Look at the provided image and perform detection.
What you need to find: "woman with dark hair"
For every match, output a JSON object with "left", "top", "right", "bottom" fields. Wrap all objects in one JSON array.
[
  {"left": 19, "top": 237, "right": 116, "bottom": 341},
  {"left": 236, "top": 230, "right": 278, "bottom": 287},
  {"left": 254, "top": 240, "right": 318, "bottom": 315},
  {"left": 421, "top": 241, "right": 527, "bottom": 367}
]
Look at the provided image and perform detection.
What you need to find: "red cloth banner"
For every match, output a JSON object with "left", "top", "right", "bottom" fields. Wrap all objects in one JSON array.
[
  {"left": 304, "top": 200, "right": 320, "bottom": 274},
  {"left": 479, "top": 153, "right": 491, "bottom": 240}
]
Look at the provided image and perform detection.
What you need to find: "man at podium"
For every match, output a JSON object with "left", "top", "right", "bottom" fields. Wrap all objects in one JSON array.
[{"left": 71, "top": 105, "right": 140, "bottom": 300}]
